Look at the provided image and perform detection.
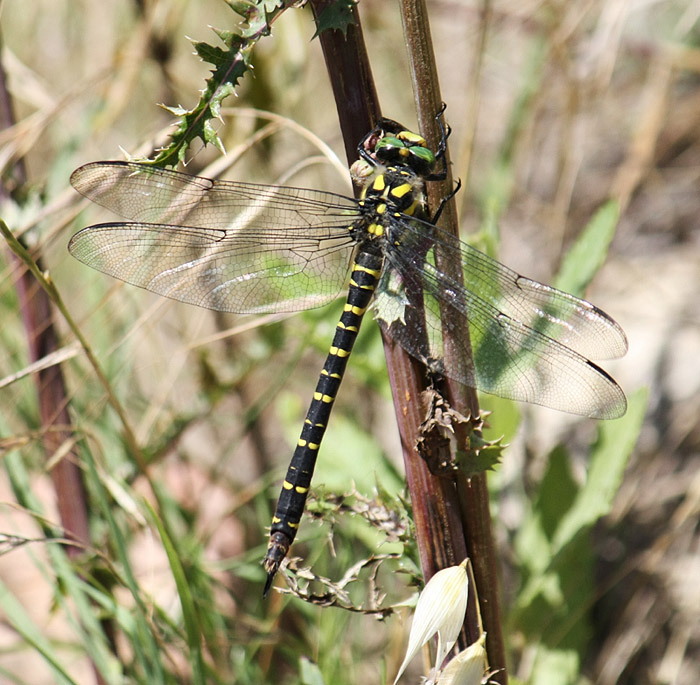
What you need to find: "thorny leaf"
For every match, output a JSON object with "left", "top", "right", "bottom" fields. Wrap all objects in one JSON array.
[
  {"left": 455, "top": 432, "right": 504, "bottom": 477},
  {"left": 305, "top": 488, "right": 411, "bottom": 543},
  {"left": 149, "top": 1, "right": 288, "bottom": 165},
  {"left": 312, "top": 0, "right": 358, "bottom": 38}
]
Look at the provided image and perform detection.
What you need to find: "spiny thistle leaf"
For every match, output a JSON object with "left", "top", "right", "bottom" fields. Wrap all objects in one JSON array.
[
  {"left": 312, "top": 0, "right": 358, "bottom": 38},
  {"left": 456, "top": 433, "right": 505, "bottom": 477},
  {"left": 148, "top": 1, "right": 286, "bottom": 166}
]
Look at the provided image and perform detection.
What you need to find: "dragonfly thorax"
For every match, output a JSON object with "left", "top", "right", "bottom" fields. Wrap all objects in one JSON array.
[{"left": 356, "top": 165, "right": 428, "bottom": 240}]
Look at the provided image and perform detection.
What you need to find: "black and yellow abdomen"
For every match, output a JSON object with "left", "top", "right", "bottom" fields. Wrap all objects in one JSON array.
[
  {"left": 262, "top": 162, "right": 429, "bottom": 594},
  {"left": 263, "top": 245, "right": 384, "bottom": 593}
]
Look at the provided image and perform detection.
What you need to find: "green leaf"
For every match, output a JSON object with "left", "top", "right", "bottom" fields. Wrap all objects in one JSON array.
[
  {"left": 310, "top": 412, "right": 403, "bottom": 496},
  {"left": 515, "top": 388, "right": 646, "bottom": 583},
  {"left": 149, "top": 1, "right": 290, "bottom": 165},
  {"left": 554, "top": 200, "right": 620, "bottom": 297},
  {"left": 150, "top": 32, "right": 249, "bottom": 165},
  {"left": 512, "top": 389, "right": 647, "bottom": 682},
  {"left": 534, "top": 445, "right": 578, "bottom": 543},
  {"left": 551, "top": 387, "right": 647, "bottom": 554},
  {"left": 146, "top": 501, "right": 206, "bottom": 685},
  {"left": 313, "top": 0, "right": 357, "bottom": 38},
  {"left": 300, "top": 657, "right": 327, "bottom": 685},
  {"left": 0, "top": 576, "right": 78, "bottom": 685},
  {"left": 455, "top": 432, "right": 504, "bottom": 476},
  {"left": 513, "top": 446, "right": 578, "bottom": 582},
  {"left": 530, "top": 647, "right": 581, "bottom": 685}
]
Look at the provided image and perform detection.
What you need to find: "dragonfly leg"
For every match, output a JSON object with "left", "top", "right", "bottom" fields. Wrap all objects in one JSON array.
[
  {"left": 426, "top": 103, "right": 451, "bottom": 181},
  {"left": 431, "top": 178, "right": 462, "bottom": 224}
]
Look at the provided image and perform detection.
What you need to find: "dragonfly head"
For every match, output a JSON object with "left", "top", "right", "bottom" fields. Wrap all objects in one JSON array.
[{"left": 374, "top": 131, "right": 437, "bottom": 178}]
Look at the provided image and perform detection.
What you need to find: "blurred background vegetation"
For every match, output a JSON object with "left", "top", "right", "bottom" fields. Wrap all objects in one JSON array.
[{"left": 0, "top": 1, "right": 698, "bottom": 683}]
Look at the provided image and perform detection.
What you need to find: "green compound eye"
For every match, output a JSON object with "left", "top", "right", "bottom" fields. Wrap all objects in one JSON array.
[
  {"left": 407, "top": 144, "right": 436, "bottom": 167},
  {"left": 374, "top": 134, "right": 436, "bottom": 176},
  {"left": 375, "top": 135, "right": 404, "bottom": 153}
]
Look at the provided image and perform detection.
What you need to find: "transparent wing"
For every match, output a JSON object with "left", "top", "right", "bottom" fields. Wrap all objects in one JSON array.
[
  {"left": 377, "top": 216, "right": 627, "bottom": 419},
  {"left": 69, "top": 162, "right": 360, "bottom": 313},
  {"left": 423, "top": 222, "right": 627, "bottom": 361}
]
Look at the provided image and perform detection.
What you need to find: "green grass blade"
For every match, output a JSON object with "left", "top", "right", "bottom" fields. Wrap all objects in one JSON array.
[
  {"left": 554, "top": 201, "right": 620, "bottom": 297},
  {"left": 0, "top": 575, "right": 77, "bottom": 685},
  {"left": 552, "top": 387, "right": 648, "bottom": 555},
  {"left": 145, "top": 500, "right": 206, "bottom": 685}
]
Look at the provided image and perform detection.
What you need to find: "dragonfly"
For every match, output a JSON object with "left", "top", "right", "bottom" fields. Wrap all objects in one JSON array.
[{"left": 68, "top": 109, "right": 627, "bottom": 594}]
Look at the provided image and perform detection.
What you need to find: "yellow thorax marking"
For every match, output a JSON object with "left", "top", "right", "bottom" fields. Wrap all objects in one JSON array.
[
  {"left": 372, "top": 174, "right": 386, "bottom": 192},
  {"left": 390, "top": 182, "right": 412, "bottom": 199},
  {"left": 402, "top": 200, "right": 419, "bottom": 216}
]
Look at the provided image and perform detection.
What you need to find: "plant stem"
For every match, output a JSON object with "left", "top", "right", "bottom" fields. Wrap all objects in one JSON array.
[
  {"left": 310, "top": 0, "right": 506, "bottom": 677},
  {"left": 398, "top": 0, "right": 507, "bottom": 678}
]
